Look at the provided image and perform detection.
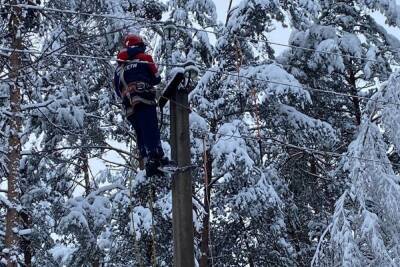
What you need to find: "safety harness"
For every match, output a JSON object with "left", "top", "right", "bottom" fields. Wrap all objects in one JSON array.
[{"left": 119, "top": 63, "right": 156, "bottom": 117}]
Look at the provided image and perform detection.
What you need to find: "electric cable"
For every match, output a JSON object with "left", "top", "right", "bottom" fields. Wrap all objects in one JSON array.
[
  {"left": 1, "top": 46, "right": 398, "bottom": 108},
  {"left": 4, "top": 4, "right": 400, "bottom": 66}
]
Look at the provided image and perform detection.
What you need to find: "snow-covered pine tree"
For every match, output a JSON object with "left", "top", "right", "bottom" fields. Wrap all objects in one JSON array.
[
  {"left": 188, "top": 0, "right": 337, "bottom": 265},
  {"left": 313, "top": 70, "right": 400, "bottom": 266},
  {"left": 26, "top": 1, "right": 170, "bottom": 266},
  {"left": 0, "top": 0, "right": 42, "bottom": 265},
  {"left": 278, "top": 0, "right": 400, "bottom": 263}
]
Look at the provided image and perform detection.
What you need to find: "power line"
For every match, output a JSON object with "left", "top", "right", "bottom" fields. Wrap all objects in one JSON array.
[
  {"left": 1, "top": 46, "right": 399, "bottom": 108},
  {"left": 258, "top": 39, "right": 400, "bottom": 67},
  {"left": 5, "top": 4, "right": 400, "bottom": 66},
  {"left": 0, "top": 47, "right": 181, "bottom": 67},
  {"left": 2, "top": 4, "right": 400, "bottom": 167},
  {"left": 0, "top": 20, "right": 151, "bottom": 82},
  {"left": 5, "top": 4, "right": 163, "bottom": 25},
  {"left": 92, "top": 104, "right": 400, "bottom": 169},
  {"left": 158, "top": 100, "right": 400, "bottom": 168},
  {"left": 198, "top": 66, "right": 399, "bottom": 107}
]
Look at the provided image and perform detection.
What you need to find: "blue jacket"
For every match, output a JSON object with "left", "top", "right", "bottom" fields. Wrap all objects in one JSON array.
[{"left": 114, "top": 46, "right": 161, "bottom": 100}]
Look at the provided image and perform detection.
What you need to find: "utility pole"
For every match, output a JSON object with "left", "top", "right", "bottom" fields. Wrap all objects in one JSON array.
[
  {"left": 170, "top": 85, "right": 195, "bottom": 267},
  {"left": 161, "top": 21, "right": 196, "bottom": 267},
  {"left": 160, "top": 69, "right": 195, "bottom": 267}
]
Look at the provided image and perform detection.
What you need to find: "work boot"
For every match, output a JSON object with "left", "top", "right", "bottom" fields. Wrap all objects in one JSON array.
[
  {"left": 145, "top": 158, "right": 163, "bottom": 177},
  {"left": 159, "top": 157, "right": 176, "bottom": 168}
]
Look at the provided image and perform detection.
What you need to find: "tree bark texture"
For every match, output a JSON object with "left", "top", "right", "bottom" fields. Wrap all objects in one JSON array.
[
  {"left": 5, "top": 2, "right": 23, "bottom": 266},
  {"left": 200, "top": 147, "right": 212, "bottom": 267}
]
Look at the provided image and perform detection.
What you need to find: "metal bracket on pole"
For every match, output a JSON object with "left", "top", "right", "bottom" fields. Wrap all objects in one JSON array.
[{"left": 159, "top": 70, "right": 185, "bottom": 109}]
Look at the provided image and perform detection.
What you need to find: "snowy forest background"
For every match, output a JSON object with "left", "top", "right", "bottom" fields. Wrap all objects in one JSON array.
[{"left": 1, "top": 0, "right": 400, "bottom": 266}]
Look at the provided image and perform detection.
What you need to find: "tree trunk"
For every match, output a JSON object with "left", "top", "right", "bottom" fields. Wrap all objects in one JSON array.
[
  {"left": 200, "top": 147, "right": 212, "bottom": 267},
  {"left": 82, "top": 152, "right": 91, "bottom": 195},
  {"left": 5, "top": 3, "right": 23, "bottom": 266},
  {"left": 200, "top": 120, "right": 216, "bottom": 267},
  {"left": 348, "top": 70, "right": 361, "bottom": 126},
  {"left": 20, "top": 212, "right": 32, "bottom": 267}
]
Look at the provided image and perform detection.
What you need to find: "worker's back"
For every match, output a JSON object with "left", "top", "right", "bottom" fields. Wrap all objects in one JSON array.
[{"left": 114, "top": 46, "right": 160, "bottom": 98}]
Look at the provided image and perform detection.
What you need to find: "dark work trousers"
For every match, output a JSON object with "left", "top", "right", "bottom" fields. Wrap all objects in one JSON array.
[{"left": 127, "top": 103, "right": 164, "bottom": 160}]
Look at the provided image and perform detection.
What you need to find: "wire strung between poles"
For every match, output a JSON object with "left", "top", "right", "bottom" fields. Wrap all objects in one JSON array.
[
  {"left": 1, "top": 13, "right": 397, "bottom": 168},
  {"left": 5, "top": 3, "right": 400, "bottom": 64},
  {"left": 156, "top": 110, "right": 400, "bottom": 168},
  {"left": 2, "top": 46, "right": 399, "bottom": 109}
]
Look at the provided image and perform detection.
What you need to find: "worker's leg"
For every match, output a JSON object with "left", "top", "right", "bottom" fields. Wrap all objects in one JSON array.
[
  {"left": 128, "top": 113, "right": 147, "bottom": 160},
  {"left": 130, "top": 103, "right": 171, "bottom": 176},
  {"left": 134, "top": 104, "right": 164, "bottom": 158}
]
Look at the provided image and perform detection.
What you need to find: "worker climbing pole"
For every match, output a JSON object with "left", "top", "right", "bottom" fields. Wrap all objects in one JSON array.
[
  {"left": 113, "top": 33, "right": 168, "bottom": 266},
  {"left": 113, "top": 30, "right": 197, "bottom": 267},
  {"left": 113, "top": 33, "right": 174, "bottom": 177}
]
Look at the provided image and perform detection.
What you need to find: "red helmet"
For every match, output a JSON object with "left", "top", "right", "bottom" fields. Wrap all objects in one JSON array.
[
  {"left": 116, "top": 48, "right": 128, "bottom": 62},
  {"left": 123, "top": 34, "right": 144, "bottom": 47}
]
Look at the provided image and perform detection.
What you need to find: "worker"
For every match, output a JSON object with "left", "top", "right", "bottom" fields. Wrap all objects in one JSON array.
[{"left": 114, "top": 34, "right": 169, "bottom": 177}]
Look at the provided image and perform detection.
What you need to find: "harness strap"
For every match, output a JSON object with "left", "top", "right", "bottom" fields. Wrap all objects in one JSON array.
[
  {"left": 119, "top": 65, "right": 129, "bottom": 90},
  {"left": 125, "top": 96, "right": 157, "bottom": 117},
  {"left": 119, "top": 64, "right": 156, "bottom": 118}
]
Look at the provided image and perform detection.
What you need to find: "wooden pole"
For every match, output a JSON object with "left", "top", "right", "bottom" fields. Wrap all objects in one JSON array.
[{"left": 170, "top": 89, "right": 195, "bottom": 267}]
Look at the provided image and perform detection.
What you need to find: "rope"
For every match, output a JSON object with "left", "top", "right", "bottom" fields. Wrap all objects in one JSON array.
[
  {"left": 235, "top": 37, "right": 263, "bottom": 163},
  {"left": 251, "top": 86, "right": 263, "bottom": 164}
]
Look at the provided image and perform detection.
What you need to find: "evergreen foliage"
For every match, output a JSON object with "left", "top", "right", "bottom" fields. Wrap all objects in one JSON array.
[{"left": 0, "top": 0, "right": 400, "bottom": 266}]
